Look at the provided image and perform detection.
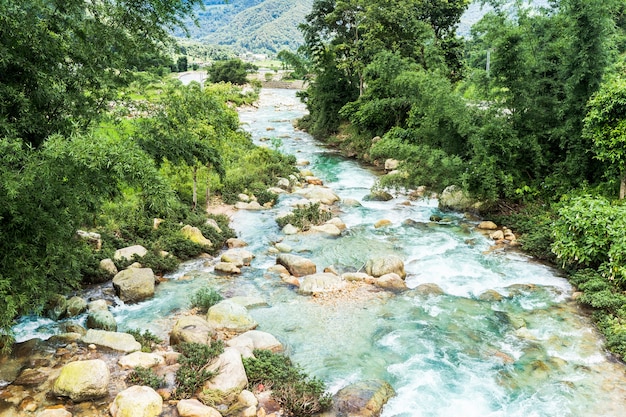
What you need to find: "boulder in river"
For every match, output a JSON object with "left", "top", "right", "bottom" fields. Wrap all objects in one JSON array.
[
  {"left": 45, "top": 294, "right": 67, "bottom": 321},
  {"left": 214, "top": 262, "right": 241, "bottom": 274},
  {"left": 294, "top": 186, "right": 340, "bottom": 205},
  {"left": 86, "top": 309, "right": 117, "bottom": 331},
  {"left": 276, "top": 253, "right": 316, "bottom": 277},
  {"left": 227, "top": 238, "right": 248, "bottom": 248},
  {"left": 221, "top": 248, "right": 255, "bottom": 266},
  {"left": 365, "top": 255, "right": 406, "bottom": 279},
  {"left": 374, "top": 273, "right": 408, "bottom": 292},
  {"left": 363, "top": 190, "right": 393, "bottom": 202},
  {"left": 227, "top": 330, "right": 284, "bottom": 357},
  {"left": 298, "top": 273, "right": 346, "bottom": 295},
  {"left": 112, "top": 267, "right": 155, "bottom": 302},
  {"left": 207, "top": 300, "right": 258, "bottom": 332},
  {"left": 52, "top": 359, "right": 110, "bottom": 402},
  {"left": 110, "top": 385, "right": 163, "bottom": 417},
  {"left": 170, "top": 315, "right": 213, "bottom": 346},
  {"left": 309, "top": 223, "right": 342, "bottom": 237},
  {"left": 333, "top": 379, "right": 395, "bottom": 417},
  {"left": 65, "top": 296, "right": 87, "bottom": 317}
]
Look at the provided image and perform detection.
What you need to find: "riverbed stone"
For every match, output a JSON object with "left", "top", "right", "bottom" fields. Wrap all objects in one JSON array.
[
  {"left": 170, "top": 315, "right": 213, "bottom": 346},
  {"left": 52, "top": 359, "right": 110, "bottom": 402},
  {"left": 181, "top": 225, "right": 213, "bottom": 247},
  {"left": 221, "top": 249, "right": 255, "bottom": 266},
  {"left": 207, "top": 300, "right": 258, "bottom": 332},
  {"left": 86, "top": 310, "right": 117, "bottom": 331},
  {"left": 275, "top": 242, "right": 292, "bottom": 253},
  {"left": 490, "top": 230, "right": 505, "bottom": 240},
  {"left": 267, "top": 264, "right": 290, "bottom": 275},
  {"left": 205, "top": 347, "right": 248, "bottom": 392},
  {"left": 333, "top": 379, "right": 395, "bottom": 417},
  {"left": 384, "top": 159, "right": 400, "bottom": 171},
  {"left": 374, "top": 273, "right": 408, "bottom": 292},
  {"left": 298, "top": 273, "right": 346, "bottom": 295},
  {"left": 326, "top": 217, "right": 347, "bottom": 230},
  {"left": 276, "top": 253, "right": 316, "bottom": 277},
  {"left": 177, "top": 399, "right": 222, "bottom": 417},
  {"left": 227, "top": 296, "right": 269, "bottom": 309},
  {"left": 374, "top": 219, "right": 392, "bottom": 228},
  {"left": 365, "top": 255, "right": 406, "bottom": 279},
  {"left": 81, "top": 329, "right": 141, "bottom": 352},
  {"left": 363, "top": 190, "right": 393, "bottom": 202},
  {"left": 226, "top": 238, "right": 248, "bottom": 248},
  {"left": 477, "top": 221, "right": 498, "bottom": 230},
  {"left": 479, "top": 289, "right": 503, "bottom": 302},
  {"left": 411, "top": 283, "right": 445, "bottom": 296},
  {"left": 310, "top": 223, "right": 342, "bottom": 237},
  {"left": 342, "top": 272, "right": 372, "bottom": 282},
  {"left": 114, "top": 245, "right": 148, "bottom": 261},
  {"left": 65, "top": 296, "right": 87, "bottom": 317},
  {"left": 118, "top": 351, "right": 164, "bottom": 369},
  {"left": 14, "top": 368, "right": 50, "bottom": 387},
  {"left": 294, "top": 186, "right": 340, "bottom": 205},
  {"left": 110, "top": 385, "right": 163, "bottom": 417},
  {"left": 214, "top": 262, "right": 241, "bottom": 274},
  {"left": 227, "top": 330, "right": 283, "bottom": 357},
  {"left": 112, "top": 268, "right": 155, "bottom": 302},
  {"left": 342, "top": 198, "right": 362, "bottom": 207},
  {"left": 45, "top": 294, "right": 67, "bottom": 320}
]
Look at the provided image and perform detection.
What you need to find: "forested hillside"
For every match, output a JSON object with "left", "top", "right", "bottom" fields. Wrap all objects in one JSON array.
[{"left": 180, "top": 0, "right": 313, "bottom": 53}]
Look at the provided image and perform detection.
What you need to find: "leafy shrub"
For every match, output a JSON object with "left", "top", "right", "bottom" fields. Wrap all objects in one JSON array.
[
  {"left": 243, "top": 349, "right": 332, "bottom": 416},
  {"left": 276, "top": 203, "right": 332, "bottom": 231},
  {"left": 174, "top": 341, "right": 225, "bottom": 399},
  {"left": 191, "top": 287, "right": 223, "bottom": 312},
  {"left": 127, "top": 366, "right": 164, "bottom": 389},
  {"left": 126, "top": 328, "right": 163, "bottom": 352},
  {"left": 139, "top": 251, "right": 179, "bottom": 275}
]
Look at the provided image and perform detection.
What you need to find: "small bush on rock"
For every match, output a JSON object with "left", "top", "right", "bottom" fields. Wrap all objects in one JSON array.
[
  {"left": 127, "top": 366, "right": 164, "bottom": 390},
  {"left": 126, "top": 328, "right": 163, "bottom": 352},
  {"left": 276, "top": 203, "right": 332, "bottom": 231},
  {"left": 191, "top": 287, "right": 223, "bottom": 312},
  {"left": 174, "top": 341, "right": 225, "bottom": 399},
  {"left": 243, "top": 349, "right": 331, "bottom": 416}
]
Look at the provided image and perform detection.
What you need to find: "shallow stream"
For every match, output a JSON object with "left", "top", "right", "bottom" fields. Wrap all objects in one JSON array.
[{"left": 13, "top": 89, "right": 626, "bottom": 416}]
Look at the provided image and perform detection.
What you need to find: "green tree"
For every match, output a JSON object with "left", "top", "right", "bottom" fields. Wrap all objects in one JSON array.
[
  {"left": 583, "top": 63, "right": 626, "bottom": 198},
  {"left": 136, "top": 83, "right": 235, "bottom": 210},
  {"left": 207, "top": 59, "right": 256, "bottom": 85},
  {"left": 177, "top": 56, "right": 189, "bottom": 72}
]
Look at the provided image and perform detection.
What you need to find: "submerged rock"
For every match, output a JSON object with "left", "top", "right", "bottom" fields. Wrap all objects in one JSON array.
[{"left": 52, "top": 359, "right": 110, "bottom": 402}]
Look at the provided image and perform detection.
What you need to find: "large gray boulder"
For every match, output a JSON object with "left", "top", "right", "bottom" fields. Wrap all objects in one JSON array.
[
  {"left": 81, "top": 329, "right": 141, "bottom": 353},
  {"left": 65, "top": 296, "right": 87, "bottom": 317},
  {"left": 207, "top": 300, "right": 258, "bottom": 332},
  {"left": 204, "top": 347, "right": 248, "bottom": 392},
  {"left": 52, "top": 359, "right": 110, "bottom": 402},
  {"left": 113, "top": 244, "right": 147, "bottom": 261},
  {"left": 170, "top": 315, "right": 213, "bottom": 346},
  {"left": 365, "top": 255, "right": 406, "bottom": 279},
  {"left": 309, "top": 223, "right": 342, "bottom": 237},
  {"left": 298, "top": 273, "right": 346, "bottom": 295},
  {"left": 110, "top": 385, "right": 163, "bottom": 417},
  {"left": 438, "top": 185, "right": 479, "bottom": 212},
  {"left": 112, "top": 268, "right": 155, "bottom": 302},
  {"left": 276, "top": 254, "right": 316, "bottom": 277},
  {"left": 333, "top": 380, "right": 395, "bottom": 417}
]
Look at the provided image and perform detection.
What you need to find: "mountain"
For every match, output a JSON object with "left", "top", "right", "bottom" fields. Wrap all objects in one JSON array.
[{"left": 179, "top": 0, "right": 313, "bottom": 54}]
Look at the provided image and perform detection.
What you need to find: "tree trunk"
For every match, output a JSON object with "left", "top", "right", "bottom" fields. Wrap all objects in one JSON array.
[
  {"left": 192, "top": 166, "right": 198, "bottom": 211},
  {"left": 620, "top": 173, "right": 626, "bottom": 200}
]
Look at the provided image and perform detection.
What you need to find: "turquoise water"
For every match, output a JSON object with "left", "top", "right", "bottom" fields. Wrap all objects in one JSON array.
[{"left": 12, "top": 89, "right": 626, "bottom": 416}]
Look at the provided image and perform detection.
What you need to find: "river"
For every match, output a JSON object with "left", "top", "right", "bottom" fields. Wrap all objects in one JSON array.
[{"left": 11, "top": 88, "right": 626, "bottom": 416}]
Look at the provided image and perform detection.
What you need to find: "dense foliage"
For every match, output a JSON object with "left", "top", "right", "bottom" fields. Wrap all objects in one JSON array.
[
  {"left": 174, "top": 341, "right": 225, "bottom": 399},
  {"left": 207, "top": 59, "right": 258, "bottom": 85}
]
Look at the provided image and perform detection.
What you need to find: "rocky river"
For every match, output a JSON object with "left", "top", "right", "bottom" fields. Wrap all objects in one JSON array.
[{"left": 2, "top": 88, "right": 626, "bottom": 417}]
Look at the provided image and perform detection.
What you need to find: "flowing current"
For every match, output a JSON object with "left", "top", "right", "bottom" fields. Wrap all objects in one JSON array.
[{"left": 13, "top": 88, "right": 626, "bottom": 416}]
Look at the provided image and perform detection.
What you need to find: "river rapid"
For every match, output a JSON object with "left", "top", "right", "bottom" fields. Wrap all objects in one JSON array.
[{"left": 12, "top": 88, "right": 626, "bottom": 416}]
